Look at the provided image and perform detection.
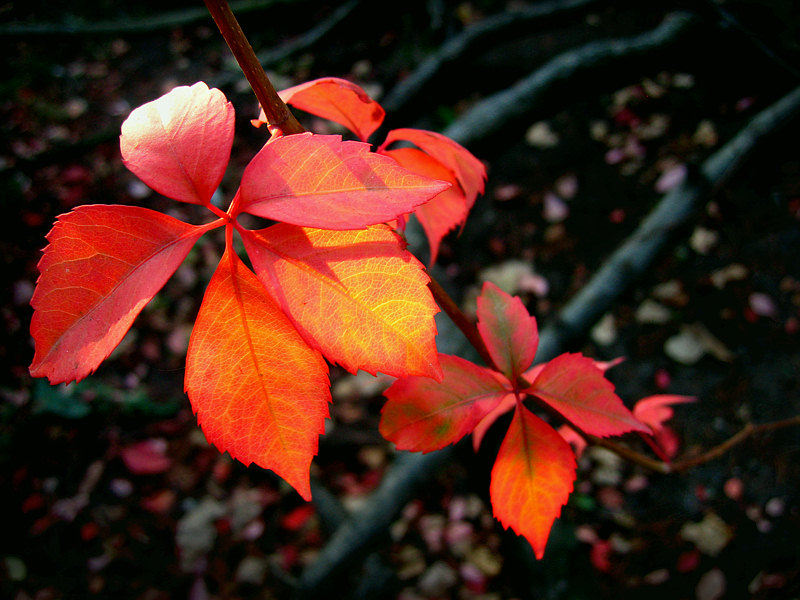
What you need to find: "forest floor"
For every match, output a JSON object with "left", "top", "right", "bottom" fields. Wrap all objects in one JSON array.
[{"left": 2, "top": 1, "right": 800, "bottom": 599}]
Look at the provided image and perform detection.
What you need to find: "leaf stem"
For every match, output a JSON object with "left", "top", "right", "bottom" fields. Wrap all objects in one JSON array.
[
  {"left": 669, "top": 415, "right": 800, "bottom": 473},
  {"left": 204, "top": 0, "right": 305, "bottom": 135},
  {"left": 426, "top": 274, "right": 496, "bottom": 370}
]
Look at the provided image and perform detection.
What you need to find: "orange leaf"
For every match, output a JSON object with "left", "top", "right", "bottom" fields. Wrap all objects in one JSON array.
[
  {"left": 185, "top": 246, "right": 330, "bottom": 500},
  {"left": 381, "top": 147, "right": 467, "bottom": 265},
  {"left": 237, "top": 133, "right": 449, "bottom": 229},
  {"left": 528, "top": 353, "right": 650, "bottom": 437},
  {"left": 380, "top": 354, "right": 509, "bottom": 452},
  {"left": 120, "top": 82, "right": 234, "bottom": 205},
  {"left": 476, "top": 281, "right": 539, "bottom": 382},
  {"left": 30, "top": 205, "right": 209, "bottom": 384},
  {"left": 276, "top": 77, "right": 385, "bottom": 142},
  {"left": 380, "top": 128, "right": 486, "bottom": 211},
  {"left": 490, "top": 404, "right": 576, "bottom": 559},
  {"left": 241, "top": 224, "right": 442, "bottom": 380}
]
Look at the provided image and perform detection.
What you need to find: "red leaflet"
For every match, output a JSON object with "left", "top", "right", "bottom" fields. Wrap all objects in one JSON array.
[
  {"left": 267, "top": 78, "right": 486, "bottom": 265},
  {"left": 29, "top": 205, "right": 209, "bottom": 384},
  {"left": 185, "top": 247, "right": 330, "bottom": 500},
  {"left": 381, "top": 147, "right": 467, "bottom": 265},
  {"left": 276, "top": 77, "right": 385, "bottom": 142},
  {"left": 527, "top": 353, "right": 651, "bottom": 438},
  {"left": 634, "top": 394, "right": 696, "bottom": 459},
  {"left": 380, "top": 354, "right": 510, "bottom": 452},
  {"left": 120, "top": 82, "right": 234, "bottom": 205},
  {"left": 380, "top": 128, "right": 486, "bottom": 212},
  {"left": 241, "top": 224, "right": 442, "bottom": 380},
  {"left": 490, "top": 404, "right": 576, "bottom": 559},
  {"left": 238, "top": 133, "right": 450, "bottom": 229},
  {"left": 633, "top": 394, "right": 696, "bottom": 431},
  {"left": 476, "top": 281, "right": 539, "bottom": 382}
]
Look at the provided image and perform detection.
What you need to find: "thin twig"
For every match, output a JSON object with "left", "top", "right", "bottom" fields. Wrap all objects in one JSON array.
[
  {"left": 427, "top": 275, "right": 495, "bottom": 369},
  {"left": 211, "top": 0, "right": 360, "bottom": 90},
  {"left": 670, "top": 415, "right": 800, "bottom": 473},
  {"left": 204, "top": 0, "right": 305, "bottom": 135}
]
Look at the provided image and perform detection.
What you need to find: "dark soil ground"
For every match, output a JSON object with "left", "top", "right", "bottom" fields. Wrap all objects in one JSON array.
[{"left": 2, "top": 1, "right": 800, "bottom": 599}]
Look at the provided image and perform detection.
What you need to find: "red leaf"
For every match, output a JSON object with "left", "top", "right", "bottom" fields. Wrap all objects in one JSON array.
[
  {"left": 380, "top": 354, "right": 509, "bottom": 452},
  {"left": 527, "top": 353, "right": 650, "bottom": 437},
  {"left": 237, "top": 133, "right": 450, "bottom": 229},
  {"left": 281, "top": 504, "right": 316, "bottom": 531},
  {"left": 633, "top": 394, "right": 696, "bottom": 432},
  {"left": 276, "top": 77, "right": 385, "bottom": 142},
  {"left": 380, "top": 128, "right": 486, "bottom": 211},
  {"left": 241, "top": 224, "right": 442, "bottom": 380},
  {"left": 476, "top": 281, "right": 539, "bottom": 382},
  {"left": 185, "top": 246, "right": 330, "bottom": 500},
  {"left": 634, "top": 394, "right": 695, "bottom": 459},
  {"left": 120, "top": 82, "right": 234, "bottom": 205},
  {"left": 30, "top": 205, "right": 208, "bottom": 384},
  {"left": 490, "top": 404, "right": 576, "bottom": 559},
  {"left": 120, "top": 439, "right": 172, "bottom": 475},
  {"left": 381, "top": 147, "right": 467, "bottom": 265}
]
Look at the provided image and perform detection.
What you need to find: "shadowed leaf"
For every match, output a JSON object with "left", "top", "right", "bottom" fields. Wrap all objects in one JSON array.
[
  {"left": 242, "top": 224, "right": 442, "bottom": 381},
  {"left": 380, "top": 354, "right": 509, "bottom": 452}
]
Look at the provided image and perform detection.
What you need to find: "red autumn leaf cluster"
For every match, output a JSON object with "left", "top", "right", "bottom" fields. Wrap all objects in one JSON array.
[
  {"left": 255, "top": 77, "right": 487, "bottom": 265},
  {"left": 29, "top": 81, "right": 467, "bottom": 499},
  {"left": 380, "top": 281, "right": 651, "bottom": 558}
]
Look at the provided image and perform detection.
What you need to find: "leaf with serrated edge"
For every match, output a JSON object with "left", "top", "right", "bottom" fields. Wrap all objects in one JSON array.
[
  {"left": 241, "top": 224, "right": 442, "bottom": 381},
  {"left": 185, "top": 246, "right": 330, "bottom": 500},
  {"left": 381, "top": 147, "right": 466, "bottom": 266},
  {"left": 380, "top": 354, "right": 509, "bottom": 452},
  {"left": 476, "top": 281, "right": 539, "bottom": 382},
  {"left": 237, "top": 133, "right": 450, "bottom": 229},
  {"left": 490, "top": 404, "right": 576, "bottom": 559},
  {"left": 380, "top": 128, "right": 486, "bottom": 210},
  {"left": 276, "top": 77, "right": 386, "bottom": 142},
  {"left": 30, "top": 205, "right": 209, "bottom": 384},
  {"left": 528, "top": 353, "right": 650, "bottom": 437},
  {"left": 120, "top": 82, "right": 234, "bottom": 205},
  {"left": 472, "top": 357, "right": 625, "bottom": 451}
]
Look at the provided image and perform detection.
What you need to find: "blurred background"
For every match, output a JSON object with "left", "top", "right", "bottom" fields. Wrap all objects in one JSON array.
[{"left": 2, "top": 1, "right": 800, "bottom": 598}]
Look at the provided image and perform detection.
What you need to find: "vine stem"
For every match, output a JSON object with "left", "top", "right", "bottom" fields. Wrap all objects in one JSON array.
[
  {"left": 426, "top": 275, "right": 496, "bottom": 370},
  {"left": 203, "top": 0, "right": 305, "bottom": 135}
]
